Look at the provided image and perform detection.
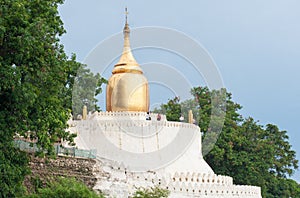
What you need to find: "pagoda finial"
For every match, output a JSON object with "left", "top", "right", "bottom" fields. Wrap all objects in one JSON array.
[
  {"left": 125, "top": 7, "right": 129, "bottom": 24},
  {"left": 123, "top": 7, "right": 130, "bottom": 37},
  {"left": 114, "top": 7, "right": 139, "bottom": 67}
]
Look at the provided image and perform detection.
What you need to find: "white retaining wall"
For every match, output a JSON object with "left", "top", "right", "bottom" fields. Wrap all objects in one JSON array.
[
  {"left": 93, "top": 158, "right": 261, "bottom": 198},
  {"left": 69, "top": 112, "right": 261, "bottom": 198}
]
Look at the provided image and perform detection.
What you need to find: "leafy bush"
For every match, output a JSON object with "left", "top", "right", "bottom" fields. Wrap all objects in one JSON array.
[
  {"left": 23, "top": 177, "right": 104, "bottom": 198},
  {"left": 132, "top": 186, "right": 170, "bottom": 198},
  {"left": 0, "top": 146, "right": 30, "bottom": 197}
]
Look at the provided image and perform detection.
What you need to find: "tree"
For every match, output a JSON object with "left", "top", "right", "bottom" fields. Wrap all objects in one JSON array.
[
  {"left": 0, "top": 0, "right": 77, "bottom": 151},
  {"left": 264, "top": 124, "right": 298, "bottom": 178},
  {"left": 205, "top": 117, "right": 274, "bottom": 195},
  {"left": 153, "top": 96, "right": 181, "bottom": 122},
  {"left": 0, "top": 0, "right": 88, "bottom": 196},
  {"left": 71, "top": 64, "right": 107, "bottom": 119}
]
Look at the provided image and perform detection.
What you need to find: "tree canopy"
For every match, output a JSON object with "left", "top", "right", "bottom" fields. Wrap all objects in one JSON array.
[
  {"left": 0, "top": 0, "right": 76, "bottom": 153},
  {"left": 71, "top": 64, "right": 107, "bottom": 119},
  {"left": 0, "top": 0, "right": 104, "bottom": 196}
]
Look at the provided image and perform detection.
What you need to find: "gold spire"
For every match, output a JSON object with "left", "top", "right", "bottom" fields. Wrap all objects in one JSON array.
[
  {"left": 106, "top": 8, "right": 149, "bottom": 112},
  {"left": 113, "top": 8, "right": 140, "bottom": 72}
]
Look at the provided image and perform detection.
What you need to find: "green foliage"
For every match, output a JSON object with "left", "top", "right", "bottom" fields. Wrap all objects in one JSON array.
[
  {"left": 0, "top": 144, "right": 30, "bottom": 197},
  {"left": 1, "top": 0, "right": 75, "bottom": 154},
  {"left": 154, "top": 96, "right": 181, "bottom": 121},
  {"left": 0, "top": 0, "right": 106, "bottom": 196},
  {"left": 23, "top": 177, "right": 104, "bottom": 198},
  {"left": 264, "top": 176, "right": 300, "bottom": 198},
  {"left": 30, "top": 176, "right": 43, "bottom": 193},
  {"left": 265, "top": 124, "right": 298, "bottom": 178},
  {"left": 72, "top": 64, "right": 107, "bottom": 118},
  {"left": 132, "top": 186, "right": 170, "bottom": 198},
  {"left": 156, "top": 86, "right": 299, "bottom": 198}
]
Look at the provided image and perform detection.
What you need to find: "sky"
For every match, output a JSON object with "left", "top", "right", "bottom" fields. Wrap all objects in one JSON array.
[{"left": 58, "top": 0, "right": 300, "bottom": 182}]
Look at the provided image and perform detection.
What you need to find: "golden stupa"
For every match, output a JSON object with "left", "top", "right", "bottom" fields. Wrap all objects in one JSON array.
[{"left": 106, "top": 9, "right": 149, "bottom": 112}]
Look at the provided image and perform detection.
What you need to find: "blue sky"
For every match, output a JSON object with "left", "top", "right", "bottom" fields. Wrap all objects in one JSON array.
[{"left": 58, "top": 0, "right": 300, "bottom": 182}]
